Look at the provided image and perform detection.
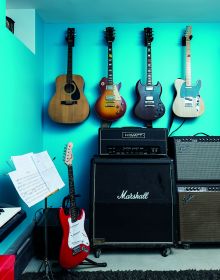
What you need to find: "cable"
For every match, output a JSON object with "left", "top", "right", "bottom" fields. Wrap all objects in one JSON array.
[
  {"left": 169, "top": 119, "right": 186, "bottom": 137},
  {"left": 193, "top": 132, "right": 210, "bottom": 136}
]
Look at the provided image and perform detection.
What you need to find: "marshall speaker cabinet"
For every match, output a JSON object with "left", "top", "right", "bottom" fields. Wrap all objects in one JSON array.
[
  {"left": 178, "top": 184, "right": 220, "bottom": 244},
  {"left": 90, "top": 157, "right": 176, "bottom": 256}
]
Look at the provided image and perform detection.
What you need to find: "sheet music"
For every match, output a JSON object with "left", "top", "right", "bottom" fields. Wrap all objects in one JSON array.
[
  {"left": 8, "top": 151, "right": 65, "bottom": 207},
  {"left": 32, "top": 151, "right": 64, "bottom": 191}
]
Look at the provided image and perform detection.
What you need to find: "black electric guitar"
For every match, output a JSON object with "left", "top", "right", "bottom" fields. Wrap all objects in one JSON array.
[{"left": 134, "top": 27, "right": 165, "bottom": 121}]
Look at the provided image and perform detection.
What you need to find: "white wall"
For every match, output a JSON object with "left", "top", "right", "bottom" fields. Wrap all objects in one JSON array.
[{"left": 6, "top": 9, "right": 35, "bottom": 53}]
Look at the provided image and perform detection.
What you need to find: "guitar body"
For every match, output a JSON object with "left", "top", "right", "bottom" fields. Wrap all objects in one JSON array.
[
  {"left": 134, "top": 80, "right": 165, "bottom": 121},
  {"left": 172, "top": 78, "right": 205, "bottom": 118},
  {"left": 59, "top": 207, "right": 90, "bottom": 269},
  {"left": 95, "top": 77, "right": 126, "bottom": 121},
  {"left": 48, "top": 74, "right": 90, "bottom": 124}
]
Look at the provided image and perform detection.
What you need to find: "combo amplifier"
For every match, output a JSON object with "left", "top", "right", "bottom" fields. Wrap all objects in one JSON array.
[
  {"left": 99, "top": 127, "right": 168, "bottom": 156},
  {"left": 169, "top": 136, "right": 220, "bottom": 181},
  {"left": 90, "top": 157, "right": 176, "bottom": 251},
  {"left": 178, "top": 183, "right": 220, "bottom": 243}
]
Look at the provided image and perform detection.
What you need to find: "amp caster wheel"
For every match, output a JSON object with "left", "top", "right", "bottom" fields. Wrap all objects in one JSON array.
[
  {"left": 161, "top": 247, "right": 171, "bottom": 257},
  {"left": 94, "top": 248, "right": 101, "bottom": 258},
  {"left": 182, "top": 244, "right": 190, "bottom": 250}
]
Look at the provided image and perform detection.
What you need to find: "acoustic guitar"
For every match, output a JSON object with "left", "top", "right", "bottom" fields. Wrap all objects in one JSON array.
[
  {"left": 59, "top": 142, "right": 90, "bottom": 269},
  {"left": 172, "top": 26, "right": 205, "bottom": 118},
  {"left": 48, "top": 28, "right": 90, "bottom": 124},
  {"left": 95, "top": 27, "right": 126, "bottom": 122},
  {"left": 134, "top": 27, "right": 165, "bottom": 122}
]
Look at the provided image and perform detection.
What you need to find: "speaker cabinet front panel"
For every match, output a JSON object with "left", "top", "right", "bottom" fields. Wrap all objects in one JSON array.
[
  {"left": 170, "top": 137, "right": 220, "bottom": 181},
  {"left": 178, "top": 185, "right": 220, "bottom": 243},
  {"left": 91, "top": 157, "right": 175, "bottom": 246}
]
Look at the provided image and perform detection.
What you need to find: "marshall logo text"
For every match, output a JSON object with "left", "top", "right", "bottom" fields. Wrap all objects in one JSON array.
[{"left": 117, "top": 190, "right": 149, "bottom": 200}]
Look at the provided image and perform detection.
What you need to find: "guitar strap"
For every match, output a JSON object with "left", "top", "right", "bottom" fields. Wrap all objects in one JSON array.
[
  {"left": 101, "top": 120, "right": 112, "bottom": 128},
  {"left": 145, "top": 121, "right": 152, "bottom": 128}
]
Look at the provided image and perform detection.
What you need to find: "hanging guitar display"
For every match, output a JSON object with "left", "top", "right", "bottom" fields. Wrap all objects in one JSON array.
[
  {"left": 59, "top": 142, "right": 90, "bottom": 269},
  {"left": 95, "top": 27, "right": 126, "bottom": 122},
  {"left": 134, "top": 27, "right": 165, "bottom": 122},
  {"left": 48, "top": 28, "right": 90, "bottom": 124},
  {"left": 172, "top": 25, "right": 205, "bottom": 118}
]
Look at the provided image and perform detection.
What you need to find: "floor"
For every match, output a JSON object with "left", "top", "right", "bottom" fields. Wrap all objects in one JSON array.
[{"left": 23, "top": 246, "right": 220, "bottom": 273}]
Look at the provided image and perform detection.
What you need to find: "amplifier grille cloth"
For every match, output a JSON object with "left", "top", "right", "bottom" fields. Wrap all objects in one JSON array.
[
  {"left": 175, "top": 140, "right": 220, "bottom": 181},
  {"left": 179, "top": 192, "right": 220, "bottom": 242}
]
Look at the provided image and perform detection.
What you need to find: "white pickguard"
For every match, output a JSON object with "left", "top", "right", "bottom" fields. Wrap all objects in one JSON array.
[{"left": 68, "top": 210, "right": 90, "bottom": 249}]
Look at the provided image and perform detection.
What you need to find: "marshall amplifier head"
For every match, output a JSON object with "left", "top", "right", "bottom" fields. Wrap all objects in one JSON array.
[
  {"left": 99, "top": 127, "right": 168, "bottom": 156},
  {"left": 169, "top": 136, "right": 220, "bottom": 182}
]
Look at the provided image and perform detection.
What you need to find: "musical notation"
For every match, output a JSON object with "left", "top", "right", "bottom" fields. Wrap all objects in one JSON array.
[{"left": 8, "top": 151, "right": 64, "bottom": 207}]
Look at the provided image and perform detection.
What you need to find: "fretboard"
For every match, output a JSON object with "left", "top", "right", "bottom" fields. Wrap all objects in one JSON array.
[
  {"left": 68, "top": 165, "right": 77, "bottom": 222},
  {"left": 185, "top": 40, "right": 192, "bottom": 87},
  {"left": 107, "top": 42, "right": 113, "bottom": 85},
  {"left": 146, "top": 42, "right": 152, "bottom": 86},
  {"left": 66, "top": 45, "right": 73, "bottom": 84}
]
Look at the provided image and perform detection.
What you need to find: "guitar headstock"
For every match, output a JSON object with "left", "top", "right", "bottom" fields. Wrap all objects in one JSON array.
[
  {"left": 185, "top": 26, "right": 192, "bottom": 42},
  {"left": 66, "top": 28, "right": 75, "bottom": 47},
  {"left": 144, "top": 27, "right": 153, "bottom": 46},
  {"left": 105, "top": 27, "right": 115, "bottom": 44},
  {"left": 64, "top": 142, "right": 73, "bottom": 166}
]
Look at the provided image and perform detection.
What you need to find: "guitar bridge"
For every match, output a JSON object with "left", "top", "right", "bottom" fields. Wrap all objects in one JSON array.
[{"left": 61, "top": 100, "right": 77, "bottom": 105}]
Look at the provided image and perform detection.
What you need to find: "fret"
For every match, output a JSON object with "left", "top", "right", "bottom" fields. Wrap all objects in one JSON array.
[
  {"left": 107, "top": 42, "right": 113, "bottom": 85},
  {"left": 68, "top": 165, "right": 77, "bottom": 222},
  {"left": 67, "top": 45, "right": 73, "bottom": 84},
  {"left": 185, "top": 40, "right": 191, "bottom": 87},
  {"left": 146, "top": 43, "right": 152, "bottom": 86}
]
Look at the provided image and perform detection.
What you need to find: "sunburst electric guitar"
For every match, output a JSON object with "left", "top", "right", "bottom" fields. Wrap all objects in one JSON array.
[
  {"left": 48, "top": 28, "right": 90, "bottom": 124},
  {"left": 134, "top": 27, "right": 165, "bottom": 121},
  {"left": 59, "top": 142, "right": 90, "bottom": 269},
  {"left": 95, "top": 27, "right": 126, "bottom": 122},
  {"left": 172, "top": 26, "right": 205, "bottom": 118}
]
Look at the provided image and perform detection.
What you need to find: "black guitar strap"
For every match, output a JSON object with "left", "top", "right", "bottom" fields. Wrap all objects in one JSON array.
[
  {"left": 101, "top": 120, "right": 112, "bottom": 128},
  {"left": 145, "top": 121, "right": 153, "bottom": 128}
]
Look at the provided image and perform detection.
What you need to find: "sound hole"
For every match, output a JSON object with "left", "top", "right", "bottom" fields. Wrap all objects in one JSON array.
[
  {"left": 64, "top": 82, "right": 80, "bottom": 100},
  {"left": 64, "top": 83, "right": 76, "bottom": 93}
]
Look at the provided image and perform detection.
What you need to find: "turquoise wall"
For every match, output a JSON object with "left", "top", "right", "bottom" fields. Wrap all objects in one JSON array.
[
  {"left": 43, "top": 23, "right": 220, "bottom": 211},
  {"left": 2, "top": 10, "right": 220, "bottom": 254},
  {"left": 0, "top": 8, "right": 44, "bottom": 253}
]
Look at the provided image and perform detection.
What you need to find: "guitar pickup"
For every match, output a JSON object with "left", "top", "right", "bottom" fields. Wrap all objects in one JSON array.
[{"left": 145, "top": 86, "right": 153, "bottom": 90}]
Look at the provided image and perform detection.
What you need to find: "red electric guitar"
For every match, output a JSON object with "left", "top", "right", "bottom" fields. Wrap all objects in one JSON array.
[{"left": 59, "top": 142, "right": 90, "bottom": 269}]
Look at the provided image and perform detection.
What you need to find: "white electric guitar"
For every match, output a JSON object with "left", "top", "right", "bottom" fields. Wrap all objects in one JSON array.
[{"left": 172, "top": 26, "right": 205, "bottom": 118}]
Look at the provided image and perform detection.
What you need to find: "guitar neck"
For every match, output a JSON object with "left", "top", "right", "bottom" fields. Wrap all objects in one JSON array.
[
  {"left": 67, "top": 45, "right": 73, "bottom": 84},
  {"left": 107, "top": 42, "right": 113, "bottom": 85},
  {"left": 67, "top": 165, "right": 78, "bottom": 222},
  {"left": 146, "top": 43, "right": 152, "bottom": 86},
  {"left": 185, "top": 40, "right": 192, "bottom": 87}
]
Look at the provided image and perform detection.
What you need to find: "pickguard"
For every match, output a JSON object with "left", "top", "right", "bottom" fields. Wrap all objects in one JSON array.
[
  {"left": 180, "top": 80, "right": 201, "bottom": 98},
  {"left": 67, "top": 212, "right": 89, "bottom": 250},
  {"left": 64, "top": 81, "right": 80, "bottom": 100}
]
